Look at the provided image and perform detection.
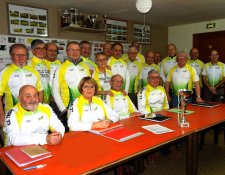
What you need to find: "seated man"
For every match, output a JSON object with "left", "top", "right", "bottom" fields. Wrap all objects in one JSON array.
[
  {"left": 103, "top": 74, "right": 141, "bottom": 120},
  {"left": 138, "top": 69, "right": 169, "bottom": 114},
  {"left": 3, "top": 85, "right": 65, "bottom": 147}
]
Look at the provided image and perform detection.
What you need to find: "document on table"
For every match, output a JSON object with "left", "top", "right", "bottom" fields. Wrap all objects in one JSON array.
[{"left": 142, "top": 124, "right": 174, "bottom": 134}]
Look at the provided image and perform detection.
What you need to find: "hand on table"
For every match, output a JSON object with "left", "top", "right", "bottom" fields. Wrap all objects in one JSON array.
[
  {"left": 46, "top": 130, "right": 63, "bottom": 145},
  {"left": 130, "top": 112, "right": 142, "bottom": 117},
  {"left": 91, "top": 119, "right": 112, "bottom": 129},
  {"left": 196, "top": 97, "right": 204, "bottom": 103}
]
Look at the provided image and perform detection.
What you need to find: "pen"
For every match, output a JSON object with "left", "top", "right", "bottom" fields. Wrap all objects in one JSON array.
[{"left": 22, "top": 164, "right": 47, "bottom": 171}]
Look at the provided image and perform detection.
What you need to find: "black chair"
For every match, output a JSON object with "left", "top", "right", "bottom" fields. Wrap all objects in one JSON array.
[
  {"left": 199, "top": 94, "right": 225, "bottom": 150},
  {"left": 0, "top": 127, "right": 4, "bottom": 147}
]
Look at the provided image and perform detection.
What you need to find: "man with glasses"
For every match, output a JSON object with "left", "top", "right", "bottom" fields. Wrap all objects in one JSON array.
[
  {"left": 102, "top": 42, "right": 112, "bottom": 60},
  {"left": 0, "top": 44, "right": 43, "bottom": 127},
  {"left": 122, "top": 42, "right": 145, "bottom": 64},
  {"left": 202, "top": 50, "right": 225, "bottom": 102},
  {"left": 165, "top": 51, "right": 203, "bottom": 108},
  {"left": 52, "top": 41, "right": 90, "bottom": 131},
  {"left": 80, "top": 40, "right": 97, "bottom": 73},
  {"left": 187, "top": 48, "right": 204, "bottom": 103},
  {"left": 107, "top": 42, "right": 130, "bottom": 93},
  {"left": 139, "top": 51, "right": 161, "bottom": 88},
  {"left": 138, "top": 69, "right": 168, "bottom": 114},
  {"left": 154, "top": 52, "right": 162, "bottom": 66},
  {"left": 103, "top": 74, "right": 141, "bottom": 120},
  {"left": 43, "top": 43, "right": 61, "bottom": 102},
  {"left": 124, "top": 47, "right": 142, "bottom": 105},
  {"left": 27, "top": 39, "right": 50, "bottom": 104}
]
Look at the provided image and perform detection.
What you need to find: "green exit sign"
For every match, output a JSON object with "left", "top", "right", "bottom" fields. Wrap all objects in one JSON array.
[{"left": 207, "top": 23, "right": 216, "bottom": 29}]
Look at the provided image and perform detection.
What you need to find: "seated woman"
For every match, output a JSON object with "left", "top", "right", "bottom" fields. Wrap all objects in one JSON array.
[
  {"left": 92, "top": 52, "right": 113, "bottom": 98},
  {"left": 68, "top": 77, "right": 119, "bottom": 131}
]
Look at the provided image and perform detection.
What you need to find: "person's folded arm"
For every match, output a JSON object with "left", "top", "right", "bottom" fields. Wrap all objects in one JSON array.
[
  {"left": 138, "top": 88, "right": 150, "bottom": 114},
  {"left": 103, "top": 101, "right": 119, "bottom": 123}
]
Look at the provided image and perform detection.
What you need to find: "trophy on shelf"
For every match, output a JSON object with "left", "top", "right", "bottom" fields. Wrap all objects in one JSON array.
[
  {"left": 69, "top": 8, "right": 75, "bottom": 26},
  {"left": 60, "top": 9, "right": 70, "bottom": 27},
  {"left": 87, "top": 15, "right": 98, "bottom": 29},
  {"left": 102, "top": 14, "right": 108, "bottom": 30},
  {"left": 74, "top": 9, "right": 80, "bottom": 27},
  {"left": 177, "top": 89, "right": 192, "bottom": 127}
]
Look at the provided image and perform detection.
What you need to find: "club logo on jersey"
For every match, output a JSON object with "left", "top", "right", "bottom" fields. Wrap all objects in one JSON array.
[
  {"left": 183, "top": 70, "right": 187, "bottom": 72},
  {"left": 123, "top": 98, "right": 126, "bottom": 101},
  {"left": 120, "top": 65, "right": 124, "bottom": 67},
  {"left": 159, "top": 92, "right": 162, "bottom": 95},
  {"left": 80, "top": 69, "right": 84, "bottom": 71},
  {"left": 94, "top": 107, "right": 97, "bottom": 111},
  {"left": 26, "top": 74, "right": 32, "bottom": 77},
  {"left": 216, "top": 67, "right": 220, "bottom": 69},
  {"left": 133, "top": 65, "right": 137, "bottom": 68},
  {"left": 38, "top": 116, "right": 43, "bottom": 121}
]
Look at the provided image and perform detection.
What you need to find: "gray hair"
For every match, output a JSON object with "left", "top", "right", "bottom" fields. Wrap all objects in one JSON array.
[
  {"left": 148, "top": 69, "right": 159, "bottom": 77},
  {"left": 79, "top": 40, "right": 91, "bottom": 47},
  {"left": 128, "top": 47, "right": 137, "bottom": 53},
  {"left": 176, "top": 51, "right": 187, "bottom": 58},
  {"left": 31, "top": 39, "right": 45, "bottom": 50},
  {"left": 167, "top": 43, "right": 177, "bottom": 50},
  {"left": 10, "top": 43, "right": 29, "bottom": 57}
]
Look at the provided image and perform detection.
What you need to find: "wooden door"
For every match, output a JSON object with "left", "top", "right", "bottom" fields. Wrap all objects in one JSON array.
[{"left": 193, "top": 31, "right": 225, "bottom": 64}]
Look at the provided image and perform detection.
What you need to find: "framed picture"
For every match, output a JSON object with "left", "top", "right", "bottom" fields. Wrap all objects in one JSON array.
[
  {"left": 106, "top": 18, "right": 127, "bottom": 43},
  {"left": 133, "top": 23, "right": 150, "bottom": 45},
  {"left": 7, "top": 3, "right": 49, "bottom": 37}
]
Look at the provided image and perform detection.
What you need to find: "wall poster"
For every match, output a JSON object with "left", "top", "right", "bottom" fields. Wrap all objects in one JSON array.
[
  {"left": 106, "top": 18, "right": 127, "bottom": 43},
  {"left": 7, "top": 3, "right": 48, "bottom": 37},
  {"left": 133, "top": 23, "right": 150, "bottom": 44}
]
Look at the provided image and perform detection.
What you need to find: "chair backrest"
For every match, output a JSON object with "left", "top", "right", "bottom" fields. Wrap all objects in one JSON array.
[{"left": 211, "top": 94, "right": 225, "bottom": 103}]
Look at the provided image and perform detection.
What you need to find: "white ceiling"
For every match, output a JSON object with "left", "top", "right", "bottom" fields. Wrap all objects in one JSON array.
[{"left": 11, "top": 0, "right": 225, "bottom": 26}]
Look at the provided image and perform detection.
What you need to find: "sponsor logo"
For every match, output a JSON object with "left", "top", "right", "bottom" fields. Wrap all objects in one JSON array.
[
  {"left": 70, "top": 69, "right": 73, "bottom": 71},
  {"left": 26, "top": 120, "right": 31, "bottom": 123},
  {"left": 38, "top": 116, "right": 43, "bottom": 121},
  {"left": 26, "top": 74, "right": 32, "bottom": 77},
  {"left": 14, "top": 75, "right": 19, "bottom": 77},
  {"left": 85, "top": 109, "right": 89, "bottom": 112}
]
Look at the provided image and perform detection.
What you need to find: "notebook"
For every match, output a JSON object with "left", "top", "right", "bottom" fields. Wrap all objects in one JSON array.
[
  {"left": 21, "top": 145, "right": 51, "bottom": 158},
  {"left": 139, "top": 114, "right": 172, "bottom": 122},
  {"left": 5, "top": 145, "right": 52, "bottom": 167},
  {"left": 89, "top": 123, "right": 143, "bottom": 142},
  {"left": 192, "top": 102, "right": 220, "bottom": 108}
]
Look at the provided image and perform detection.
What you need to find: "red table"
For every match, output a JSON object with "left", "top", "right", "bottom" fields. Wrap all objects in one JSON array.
[{"left": 0, "top": 117, "right": 194, "bottom": 175}]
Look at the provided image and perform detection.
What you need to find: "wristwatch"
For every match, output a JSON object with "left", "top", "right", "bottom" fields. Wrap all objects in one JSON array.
[{"left": 196, "top": 96, "right": 201, "bottom": 98}]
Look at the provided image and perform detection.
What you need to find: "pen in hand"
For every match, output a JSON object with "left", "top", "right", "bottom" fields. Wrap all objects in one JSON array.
[{"left": 23, "top": 164, "right": 47, "bottom": 171}]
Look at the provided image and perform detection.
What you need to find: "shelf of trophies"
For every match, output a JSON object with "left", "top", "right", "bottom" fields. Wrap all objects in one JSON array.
[{"left": 58, "top": 8, "right": 109, "bottom": 37}]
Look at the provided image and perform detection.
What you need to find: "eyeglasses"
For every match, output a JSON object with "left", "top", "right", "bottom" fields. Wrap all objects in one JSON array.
[
  {"left": 83, "top": 85, "right": 95, "bottom": 89},
  {"left": 35, "top": 47, "right": 46, "bottom": 51},
  {"left": 98, "top": 58, "right": 107, "bottom": 62},
  {"left": 177, "top": 56, "right": 186, "bottom": 59},
  {"left": 129, "top": 52, "right": 137, "bottom": 55},
  {"left": 11, "top": 54, "right": 27, "bottom": 58},
  {"left": 47, "top": 49, "right": 58, "bottom": 53},
  {"left": 146, "top": 56, "right": 154, "bottom": 59},
  {"left": 111, "top": 80, "right": 123, "bottom": 84},
  {"left": 148, "top": 76, "right": 160, "bottom": 80},
  {"left": 103, "top": 47, "right": 111, "bottom": 50},
  {"left": 190, "top": 52, "right": 199, "bottom": 54},
  {"left": 67, "top": 49, "right": 80, "bottom": 52},
  {"left": 81, "top": 47, "right": 91, "bottom": 50},
  {"left": 210, "top": 54, "right": 219, "bottom": 57},
  {"left": 133, "top": 45, "right": 140, "bottom": 48}
]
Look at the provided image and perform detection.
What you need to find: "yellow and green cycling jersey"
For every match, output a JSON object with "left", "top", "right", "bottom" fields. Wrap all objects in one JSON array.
[
  {"left": 81, "top": 56, "right": 97, "bottom": 70},
  {"left": 167, "top": 63, "right": 199, "bottom": 96},
  {"left": 160, "top": 56, "right": 177, "bottom": 83},
  {"left": 52, "top": 60, "right": 90, "bottom": 112},
  {"left": 122, "top": 53, "right": 145, "bottom": 64},
  {"left": 92, "top": 67, "right": 113, "bottom": 98},
  {"left": 124, "top": 59, "right": 142, "bottom": 93},
  {"left": 42, "top": 59, "right": 61, "bottom": 95},
  {"left": 0, "top": 64, "right": 42, "bottom": 113},
  {"left": 138, "top": 84, "right": 169, "bottom": 114},
  {"left": 187, "top": 59, "right": 204, "bottom": 88},
  {"left": 27, "top": 56, "right": 50, "bottom": 104},
  {"left": 140, "top": 63, "right": 160, "bottom": 88},
  {"left": 202, "top": 61, "right": 225, "bottom": 87}
]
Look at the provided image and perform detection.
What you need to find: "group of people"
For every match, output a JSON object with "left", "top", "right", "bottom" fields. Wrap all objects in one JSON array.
[{"left": 1, "top": 39, "right": 223, "bottom": 152}]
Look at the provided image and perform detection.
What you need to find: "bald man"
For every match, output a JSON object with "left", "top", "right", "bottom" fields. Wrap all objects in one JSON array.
[
  {"left": 3, "top": 85, "right": 65, "bottom": 147},
  {"left": 139, "top": 51, "right": 161, "bottom": 88},
  {"left": 103, "top": 75, "right": 141, "bottom": 120}
]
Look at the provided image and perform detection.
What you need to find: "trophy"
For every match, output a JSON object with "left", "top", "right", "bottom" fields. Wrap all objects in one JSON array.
[
  {"left": 60, "top": 9, "right": 70, "bottom": 27},
  {"left": 87, "top": 15, "right": 98, "bottom": 29},
  {"left": 74, "top": 9, "right": 80, "bottom": 27},
  {"left": 69, "top": 8, "right": 75, "bottom": 26},
  {"left": 102, "top": 14, "right": 108, "bottom": 30},
  {"left": 177, "top": 89, "right": 192, "bottom": 127}
]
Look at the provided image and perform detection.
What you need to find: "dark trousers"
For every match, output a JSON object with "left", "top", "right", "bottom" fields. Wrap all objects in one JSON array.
[{"left": 61, "top": 111, "right": 69, "bottom": 133}]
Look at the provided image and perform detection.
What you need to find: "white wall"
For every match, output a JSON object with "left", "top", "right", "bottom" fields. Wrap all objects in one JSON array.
[{"left": 168, "top": 18, "right": 225, "bottom": 56}]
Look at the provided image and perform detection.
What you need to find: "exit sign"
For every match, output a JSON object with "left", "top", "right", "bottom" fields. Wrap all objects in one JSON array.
[{"left": 207, "top": 23, "right": 216, "bottom": 29}]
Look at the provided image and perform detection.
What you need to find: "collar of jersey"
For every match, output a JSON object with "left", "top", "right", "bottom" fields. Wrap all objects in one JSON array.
[
  {"left": 110, "top": 89, "right": 123, "bottom": 95},
  {"left": 166, "top": 56, "right": 176, "bottom": 60},
  {"left": 95, "top": 67, "right": 109, "bottom": 74},
  {"left": 143, "top": 63, "right": 154, "bottom": 67},
  {"left": 209, "top": 61, "right": 220, "bottom": 66},
  {"left": 32, "top": 56, "right": 44, "bottom": 62},
  {"left": 16, "top": 102, "right": 39, "bottom": 114},
  {"left": 11, "top": 63, "right": 29, "bottom": 70},
  {"left": 125, "top": 58, "right": 137, "bottom": 63},
  {"left": 111, "top": 56, "right": 122, "bottom": 62},
  {"left": 81, "top": 56, "right": 90, "bottom": 61},
  {"left": 146, "top": 84, "right": 159, "bottom": 90}
]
